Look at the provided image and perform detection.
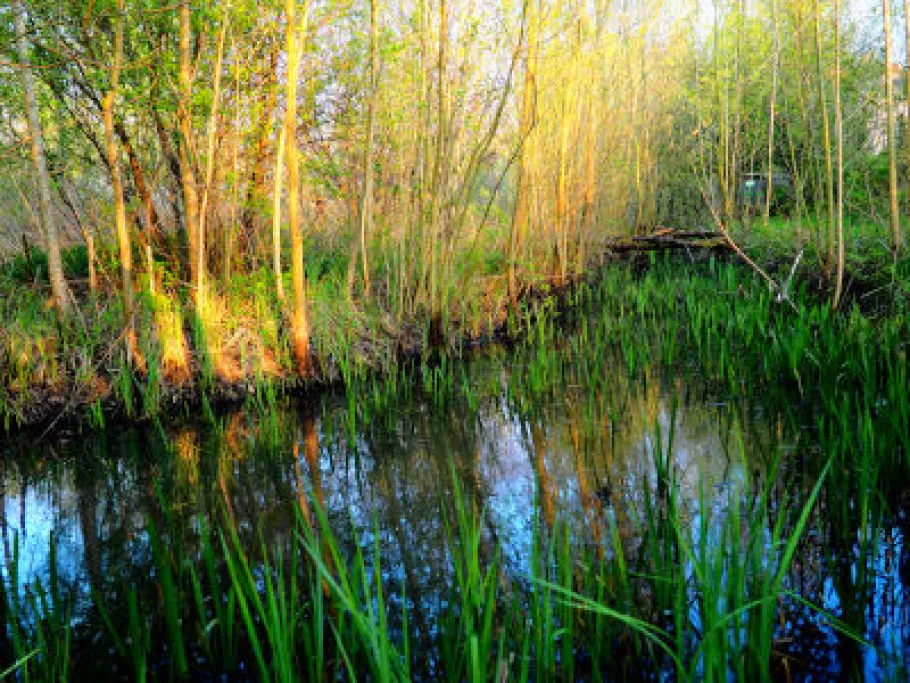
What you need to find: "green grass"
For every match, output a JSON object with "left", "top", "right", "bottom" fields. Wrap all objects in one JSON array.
[
  {"left": 0, "top": 442, "right": 872, "bottom": 682},
  {"left": 1, "top": 245, "right": 908, "bottom": 680}
]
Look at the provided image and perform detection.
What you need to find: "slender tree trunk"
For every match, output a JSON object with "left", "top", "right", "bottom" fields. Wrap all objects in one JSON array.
[
  {"left": 429, "top": 0, "right": 449, "bottom": 320},
  {"left": 509, "top": 0, "right": 535, "bottom": 303},
  {"left": 792, "top": 6, "right": 812, "bottom": 243},
  {"left": 179, "top": 0, "right": 200, "bottom": 285},
  {"left": 578, "top": 0, "right": 603, "bottom": 276},
  {"left": 197, "top": 11, "right": 230, "bottom": 305},
  {"left": 86, "top": 230, "right": 98, "bottom": 293},
  {"left": 906, "top": 0, "right": 910, "bottom": 241},
  {"left": 115, "top": 122, "right": 161, "bottom": 241},
  {"left": 883, "top": 0, "right": 903, "bottom": 253},
  {"left": 225, "top": 37, "right": 242, "bottom": 287},
  {"left": 13, "top": 0, "right": 70, "bottom": 314},
  {"left": 241, "top": 46, "right": 280, "bottom": 253},
  {"left": 765, "top": 0, "right": 780, "bottom": 220},
  {"left": 359, "top": 0, "right": 380, "bottom": 300},
  {"left": 555, "top": 87, "right": 569, "bottom": 285},
  {"left": 102, "top": 0, "right": 134, "bottom": 346},
  {"left": 285, "top": 0, "right": 311, "bottom": 371},
  {"left": 272, "top": 127, "right": 286, "bottom": 301},
  {"left": 833, "top": 0, "right": 845, "bottom": 307},
  {"left": 580, "top": 89, "right": 597, "bottom": 276},
  {"left": 813, "top": 0, "right": 835, "bottom": 270}
]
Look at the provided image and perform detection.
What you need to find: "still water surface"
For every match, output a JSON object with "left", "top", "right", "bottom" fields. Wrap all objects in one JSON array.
[{"left": 1, "top": 333, "right": 908, "bottom": 680}]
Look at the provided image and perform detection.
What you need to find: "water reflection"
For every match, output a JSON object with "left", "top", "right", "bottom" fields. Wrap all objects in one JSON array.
[{"left": 1, "top": 346, "right": 907, "bottom": 678}]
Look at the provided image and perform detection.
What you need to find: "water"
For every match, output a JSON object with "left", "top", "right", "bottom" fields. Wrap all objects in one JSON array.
[{"left": 1, "top": 281, "right": 908, "bottom": 680}]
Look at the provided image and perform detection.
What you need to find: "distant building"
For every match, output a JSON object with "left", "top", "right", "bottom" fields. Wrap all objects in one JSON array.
[{"left": 738, "top": 170, "right": 793, "bottom": 214}]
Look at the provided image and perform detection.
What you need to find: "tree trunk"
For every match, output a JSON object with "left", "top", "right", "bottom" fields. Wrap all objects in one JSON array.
[
  {"left": 906, "top": 0, "right": 910, "bottom": 243},
  {"left": 510, "top": 0, "right": 536, "bottom": 303},
  {"left": 272, "top": 126, "right": 286, "bottom": 301},
  {"left": 179, "top": 0, "right": 200, "bottom": 286},
  {"left": 225, "top": 36, "right": 242, "bottom": 287},
  {"left": 285, "top": 0, "right": 311, "bottom": 372},
  {"left": 13, "top": 0, "right": 71, "bottom": 314},
  {"left": 813, "top": 0, "right": 835, "bottom": 270},
  {"left": 102, "top": 0, "right": 135, "bottom": 355},
  {"left": 765, "top": 0, "right": 780, "bottom": 220},
  {"left": 883, "top": 0, "right": 903, "bottom": 253},
  {"left": 359, "top": 0, "right": 380, "bottom": 300},
  {"left": 242, "top": 46, "right": 280, "bottom": 251},
  {"left": 197, "top": 11, "right": 230, "bottom": 304},
  {"left": 833, "top": 0, "right": 845, "bottom": 307}
]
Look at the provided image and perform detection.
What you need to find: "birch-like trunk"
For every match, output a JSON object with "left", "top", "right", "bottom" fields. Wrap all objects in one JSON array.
[
  {"left": 13, "top": 0, "right": 70, "bottom": 314},
  {"left": 101, "top": 0, "right": 134, "bottom": 341},
  {"left": 833, "top": 0, "right": 845, "bottom": 306},
  {"left": 883, "top": 0, "right": 903, "bottom": 253},
  {"left": 285, "top": 0, "right": 312, "bottom": 371},
  {"left": 179, "top": 0, "right": 201, "bottom": 285}
]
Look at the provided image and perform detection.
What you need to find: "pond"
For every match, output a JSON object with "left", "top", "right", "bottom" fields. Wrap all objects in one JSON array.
[{"left": 1, "top": 262, "right": 908, "bottom": 681}]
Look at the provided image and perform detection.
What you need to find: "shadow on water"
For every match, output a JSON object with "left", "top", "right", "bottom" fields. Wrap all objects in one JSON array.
[{"left": 1, "top": 261, "right": 908, "bottom": 680}]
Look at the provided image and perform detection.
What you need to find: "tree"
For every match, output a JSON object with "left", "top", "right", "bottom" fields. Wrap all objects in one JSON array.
[
  {"left": 179, "top": 0, "right": 201, "bottom": 286},
  {"left": 272, "top": 127, "right": 286, "bottom": 302},
  {"left": 285, "top": 0, "right": 311, "bottom": 371},
  {"left": 833, "top": 0, "right": 845, "bottom": 307},
  {"left": 510, "top": 0, "right": 536, "bottom": 303},
  {"left": 882, "top": 0, "right": 902, "bottom": 253},
  {"left": 12, "top": 0, "right": 71, "bottom": 314},
  {"left": 814, "top": 0, "right": 835, "bottom": 269},
  {"left": 358, "top": 0, "right": 380, "bottom": 300},
  {"left": 197, "top": 6, "right": 231, "bottom": 305},
  {"left": 101, "top": 0, "right": 134, "bottom": 342}
]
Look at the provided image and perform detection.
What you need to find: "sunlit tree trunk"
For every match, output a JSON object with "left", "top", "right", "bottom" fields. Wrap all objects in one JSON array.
[
  {"left": 833, "top": 0, "right": 845, "bottom": 307},
  {"left": 225, "top": 37, "right": 242, "bottom": 287},
  {"left": 359, "top": 0, "right": 380, "bottom": 300},
  {"left": 429, "top": 0, "right": 449, "bottom": 321},
  {"left": 790, "top": 3, "right": 812, "bottom": 243},
  {"left": 13, "top": 0, "right": 70, "bottom": 315},
  {"left": 580, "top": 89, "right": 597, "bottom": 276},
  {"left": 112, "top": 124, "right": 159, "bottom": 292},
  {"left": 285, "top": 0, "right": 311, "bottom": 371},
  {"left": 272, "top": 127, "right": 286, "bottom": 302},
  {"left": 197, "top": 11, "right": 230, "bottom": 305},
  {"left": 765, "top": 0, "right": 780, "bottom": 220},
  {"left": 179, "top": 0, "right": 200, "bottom": 286},
  {"left": 509, "top": 0, "right": 536, "bottom": 304},
  {"left": 555, "top": 86, "right": 570, "bottom": 286},
  {"left": 102, "top": 0, "right": 134, "bottom": 351},
  {"left": 813, "top": 0, "right": 835, "bottom": 270},
  {"left": 906, "top": 0, "right": 910, "bottom": 239},
  {"left": 242, "top": 45, "right": 281, "bottom": 256},
  {"left": 882, "top": 0, "right": 903, "bottom": 253}
]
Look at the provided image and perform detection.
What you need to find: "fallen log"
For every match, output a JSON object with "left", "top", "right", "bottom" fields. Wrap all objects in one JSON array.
[{"left": 606, "top": 229, "right": 731, "bottom": 253}]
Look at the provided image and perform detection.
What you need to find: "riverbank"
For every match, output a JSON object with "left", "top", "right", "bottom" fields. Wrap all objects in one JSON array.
[
  {"left": 2, "top": 222, "right": 907, "bottom": 434},
  {"left": 0, "top": 237, "right": 569, "bottom": 433}
]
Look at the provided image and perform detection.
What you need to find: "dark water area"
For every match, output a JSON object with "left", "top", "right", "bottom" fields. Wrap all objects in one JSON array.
[{"left": 1, "top": 266, "right": 909, "bottom": 681}]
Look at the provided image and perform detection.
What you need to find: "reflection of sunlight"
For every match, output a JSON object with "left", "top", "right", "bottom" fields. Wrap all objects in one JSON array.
[{"left": 174, "top": 429, "right": 200, "bottom": 486}]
